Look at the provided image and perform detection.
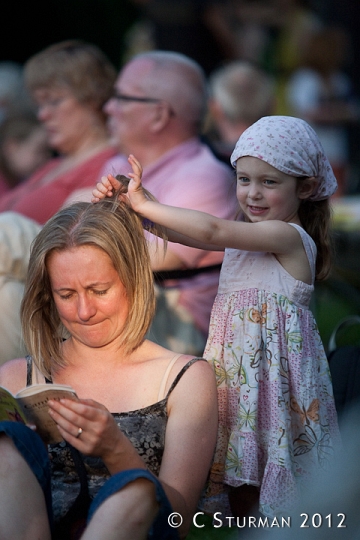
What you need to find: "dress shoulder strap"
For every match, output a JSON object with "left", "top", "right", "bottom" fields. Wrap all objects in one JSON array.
[
  {"left": 157, "top": 354, "right": 182, "bottom": 401},
  {"left": 164, "top": 357, "right": 207, "bottom": 401}
]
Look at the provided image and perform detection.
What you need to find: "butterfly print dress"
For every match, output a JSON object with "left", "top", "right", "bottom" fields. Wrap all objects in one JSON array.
[{"left": 201, "top": 223, "right": 340, "bottom": 518}]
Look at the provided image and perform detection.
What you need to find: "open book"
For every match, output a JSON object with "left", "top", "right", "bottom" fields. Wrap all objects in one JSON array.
[{"left": 0, "top": 384, "right": 77, "bottom": 444}]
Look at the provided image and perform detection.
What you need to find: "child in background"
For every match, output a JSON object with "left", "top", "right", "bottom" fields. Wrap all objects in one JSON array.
[{"left": 93, "top": 115, "right": 340, "bottom": 520}]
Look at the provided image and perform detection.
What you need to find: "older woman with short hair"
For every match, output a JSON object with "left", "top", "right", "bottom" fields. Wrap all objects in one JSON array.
[{"left": 0, "top": 40, "right": 118, "bottom": 224}]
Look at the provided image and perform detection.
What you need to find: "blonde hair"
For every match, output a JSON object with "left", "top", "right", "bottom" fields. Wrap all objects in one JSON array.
[
  {"left": 21, "top": 200, "right": 155, "bottom": 379},
  {"left": 24, "top": 40, "right": 116, "bottom": 114}
]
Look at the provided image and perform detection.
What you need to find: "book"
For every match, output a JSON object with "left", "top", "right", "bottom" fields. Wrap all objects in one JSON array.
[{"left": 0, "top": 384, "right": 77, "bottom": 444}]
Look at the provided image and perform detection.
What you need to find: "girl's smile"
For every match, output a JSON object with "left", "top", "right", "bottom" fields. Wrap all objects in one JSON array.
[
  {"left": 247, "top": 204, "right": 269, "bottom": 216},
  {"left": 236, "top": 156, "right": 302, "bottom": 224}
]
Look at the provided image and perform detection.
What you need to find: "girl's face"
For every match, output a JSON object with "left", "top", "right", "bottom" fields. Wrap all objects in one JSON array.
[
  {"left": 47, "top": 245, "right": 129, "bottom": 350},
  {"left": 236, "top": 156, "right": 304, "bottom": 223}
]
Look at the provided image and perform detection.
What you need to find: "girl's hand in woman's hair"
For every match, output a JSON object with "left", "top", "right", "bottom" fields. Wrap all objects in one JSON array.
[
  {"left": 92, "top": 154, "right": 143, "bottom": 203},
  {"left": 92, "top": 174, "right": 120, "bottom": 202},
  {"left": 92, "top": 153, "right": 150, "bottom": 214}
]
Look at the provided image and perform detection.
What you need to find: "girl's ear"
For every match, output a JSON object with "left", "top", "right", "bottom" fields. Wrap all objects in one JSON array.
[{"left": 297, "top": 177, "right": 318, "bottom": 200}]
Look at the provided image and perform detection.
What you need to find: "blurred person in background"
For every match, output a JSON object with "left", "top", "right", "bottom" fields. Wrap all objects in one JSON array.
[
  {"left": 0, "top": 112, "right": 52, "bottom": 197},
  {"left": 286, "top": 25, "right": 360, "bottom": 197},
  {"left": 196, "top": 0, "right": 323, "bottom": 114},
  {"left": 204, "top": 60, "right": 276, "bottom": 161},
  {"left": 0, "top": 61, "right": 33, "bottom": 124},
  {"left": 0, "top": 211, "right": 41, "bottom": 365},
  {"left": 0, "top": 40, "right": 117, "bottom": 224}
]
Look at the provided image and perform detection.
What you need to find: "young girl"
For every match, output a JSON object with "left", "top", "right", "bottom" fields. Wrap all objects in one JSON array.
[{"left": 93, "top": 115, "right": 340, "bottom": 519}]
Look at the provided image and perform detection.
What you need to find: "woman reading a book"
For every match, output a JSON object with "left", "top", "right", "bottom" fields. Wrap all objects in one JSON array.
[{"left": 0, "top": 199, "right": 218, "bottom": 540}]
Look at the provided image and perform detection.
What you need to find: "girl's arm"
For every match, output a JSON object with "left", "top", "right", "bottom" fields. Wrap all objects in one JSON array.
[{"left": 93, "top": 155, "right": 304, "bottom": 256}]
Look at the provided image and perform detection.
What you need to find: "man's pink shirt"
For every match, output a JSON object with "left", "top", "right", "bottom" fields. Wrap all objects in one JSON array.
[{"left": 101, "top": 138, "right": 238, "bottom": 335}]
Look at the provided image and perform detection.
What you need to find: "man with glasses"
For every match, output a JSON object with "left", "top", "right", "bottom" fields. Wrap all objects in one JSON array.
[{"left": 71, "top": 50, "right": 237, "bottom": 354}]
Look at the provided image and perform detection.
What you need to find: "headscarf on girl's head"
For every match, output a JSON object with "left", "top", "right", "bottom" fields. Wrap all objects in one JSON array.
[{"left": 230, "top": 115, "right": 338, "bottom": 200}]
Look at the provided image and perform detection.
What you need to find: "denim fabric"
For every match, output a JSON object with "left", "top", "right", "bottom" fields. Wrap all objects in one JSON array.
[
  {"left": 0, "top": 421, "right": 53, "bottom": 524},
  {"left": 0, "top": 422, "right": 179, "bottom": 539},
  {"left": 88, "top": 468, "right": 180, "bottom": 539}
]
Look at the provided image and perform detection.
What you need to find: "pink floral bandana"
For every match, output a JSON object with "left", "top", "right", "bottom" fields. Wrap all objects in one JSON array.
[{"left": 230, "top": 115, "right": 338, "bottom": 200}]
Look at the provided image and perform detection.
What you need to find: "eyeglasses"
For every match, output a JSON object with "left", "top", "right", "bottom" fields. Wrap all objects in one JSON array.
[{"left": 112, "top": 92, "right": 175, "bottom": 116}]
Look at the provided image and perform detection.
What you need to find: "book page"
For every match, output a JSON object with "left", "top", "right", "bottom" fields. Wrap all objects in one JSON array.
[
  {"left": 16, "top": 383, "right": 75, "bottom": 398},
  {"left": 17, "top": 386, "right": 77, "bottom": 444}
]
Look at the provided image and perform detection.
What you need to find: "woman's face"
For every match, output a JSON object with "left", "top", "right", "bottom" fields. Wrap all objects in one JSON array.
[
  {"left": 47, "top": 245, "right": 129, "bottom": 349},
  {"left": 33, "top": 86, "right": 98, "bottom": 155}
]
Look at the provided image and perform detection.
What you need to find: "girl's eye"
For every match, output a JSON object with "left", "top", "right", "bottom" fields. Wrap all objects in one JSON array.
[
  {"left": 237, "top": 176, "right": 250, "bottom": 184},
  {"left": 60, "top": 293, "right": 72, "bottom": 300},
  {"left": 264, "top": 179, "right": 276, "bottom": 185}
]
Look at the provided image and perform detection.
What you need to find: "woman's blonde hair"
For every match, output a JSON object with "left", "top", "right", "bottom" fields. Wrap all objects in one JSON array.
[
  {"left": 21, "top": 200, "right": 155, "bottom": 379},
  {"left": 24, "top": 40, "right": 116, "bottom": 113}
]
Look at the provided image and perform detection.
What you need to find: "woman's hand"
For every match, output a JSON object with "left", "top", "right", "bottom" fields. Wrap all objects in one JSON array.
[{"left": 48, "top": 398, "right": 144, "bottom": 473}]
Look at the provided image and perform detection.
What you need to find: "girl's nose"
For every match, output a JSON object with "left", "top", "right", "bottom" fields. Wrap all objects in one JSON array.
[
  {"left": 247, "top": 182, "right": 262, "bottom": 200},
  {"left": 77, "top": 295, "right": 96, "bottom": 321}
]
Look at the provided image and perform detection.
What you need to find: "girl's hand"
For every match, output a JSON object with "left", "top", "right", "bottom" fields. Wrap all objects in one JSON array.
[
  {"left": 92, "top": 174, "right": 120, "bottom": 202},
  {"left": 126, "top": 154, "right": 149, "bottom": 213},
  {"left": 48, "top": 398, "right": 130, "bottom": 471}
]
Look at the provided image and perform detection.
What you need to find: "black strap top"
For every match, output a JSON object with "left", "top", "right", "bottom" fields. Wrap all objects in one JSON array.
[{"left": 26, "top": 356, "right": 206, "bottom": 522}]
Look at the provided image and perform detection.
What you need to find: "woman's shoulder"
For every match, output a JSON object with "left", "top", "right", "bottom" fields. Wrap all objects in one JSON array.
[
  {"left": 164, "top": 354, "right": 215, "bottom": 399},
  {"left": 137, "top": 341, "right": 215, "bottom": 402},
  {"left": 0, "top": 357, "right": 27, "bottom": 394}
]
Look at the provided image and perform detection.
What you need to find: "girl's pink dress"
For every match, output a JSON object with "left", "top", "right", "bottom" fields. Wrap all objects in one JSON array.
[{"left": 202, "top": 223, "right": 340, "bottom": 518}]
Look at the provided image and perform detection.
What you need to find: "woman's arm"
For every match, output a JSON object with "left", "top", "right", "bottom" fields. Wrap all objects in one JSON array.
[
  {"left": 157, "top": 360, "right": 218, "bottom": 537},
  {"left": 48, "top": 360, "right": 218, "bottom": 538}
]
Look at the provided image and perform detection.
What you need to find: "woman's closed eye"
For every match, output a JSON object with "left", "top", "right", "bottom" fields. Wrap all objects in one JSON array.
[
  {"left": 93, "top": 289, "right": 108, "bottom": 296},
  {"left": 58, "top": 289, "right": 109, "bottom": 300},
  {"left": 59, "top": 293, "right": 73, "bottom": 300}
]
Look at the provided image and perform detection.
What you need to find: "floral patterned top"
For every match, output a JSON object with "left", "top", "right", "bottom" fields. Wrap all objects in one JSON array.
[{"left": 27, "top": 356, "right": 204, "bottom": 522}]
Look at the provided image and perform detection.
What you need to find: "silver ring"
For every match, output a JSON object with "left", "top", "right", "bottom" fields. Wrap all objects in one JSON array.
[{"left": 76, "top": 427, "right": 83, "bottom": 438}]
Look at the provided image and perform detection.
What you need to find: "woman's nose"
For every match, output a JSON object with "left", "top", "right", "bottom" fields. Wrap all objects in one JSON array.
[{"left": 77, "top": 295, "right": 96, "bottom": 321}]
